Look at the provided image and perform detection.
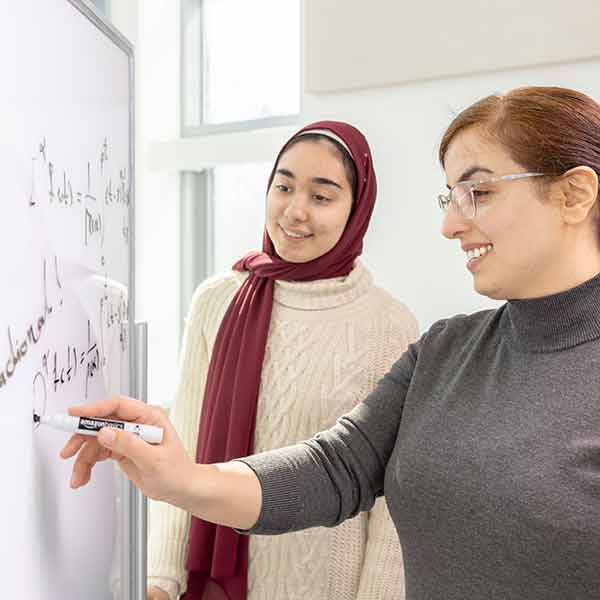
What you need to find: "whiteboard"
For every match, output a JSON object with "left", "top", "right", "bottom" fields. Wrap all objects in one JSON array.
[{"left": 0, "top": 1, "right": 134, "bottom": 598}]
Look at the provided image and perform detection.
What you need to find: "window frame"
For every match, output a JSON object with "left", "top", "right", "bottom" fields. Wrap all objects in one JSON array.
[
  {"left": 178, "top": 171, "right": 214, "bottom": 342},
  {"left": 180, "top": 0, "right": 303, "bottom": 136}
]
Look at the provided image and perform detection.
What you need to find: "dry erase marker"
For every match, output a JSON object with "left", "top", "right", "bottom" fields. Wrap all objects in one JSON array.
[{"left": 33, "top": 413, "right": 164, "bottom": 444}]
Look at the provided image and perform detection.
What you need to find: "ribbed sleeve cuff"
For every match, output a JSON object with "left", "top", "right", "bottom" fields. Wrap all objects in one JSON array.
[
  {"left": 147, "top": 577, "right": 180, "bottom": 600},
  {"left": 233, "top": 451, "right": 306, "bottom": 535},
  {"left": 147, "top": 533, "right": 189, "bottom": 597}
]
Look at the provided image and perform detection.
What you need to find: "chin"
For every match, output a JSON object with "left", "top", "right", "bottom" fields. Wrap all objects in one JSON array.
[
  {"left": 274, "top": 246, "right": 311, "bottom": 263},
  {"left": 273, "top": 238, "right": 320, "bottom": 264},
  {"left": 281, "top": 254, "right": 311, "bottom": 264},
  {"left": 473, "top": 277, "right": 507, "bottom": 301}
]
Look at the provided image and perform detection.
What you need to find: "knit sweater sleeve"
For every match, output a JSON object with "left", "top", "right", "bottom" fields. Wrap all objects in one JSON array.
[
  {"left": 147, "top": 274, "right": 240, "bottom": 600},
  {"left": 237, "top": 326, "right": 420, "bottom": 536}
]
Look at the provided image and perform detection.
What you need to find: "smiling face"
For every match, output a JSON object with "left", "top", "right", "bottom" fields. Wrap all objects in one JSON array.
[
  {"left": 441, "top": 127, "right": 568, "bottom": 300},
  {"left": 265, "top": 138, "right": 354, "bottom": 263}
]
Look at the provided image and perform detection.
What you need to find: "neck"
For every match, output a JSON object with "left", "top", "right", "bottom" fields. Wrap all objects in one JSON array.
[{"left": 516, "top": 245, "right": 600, "bottom": 300}]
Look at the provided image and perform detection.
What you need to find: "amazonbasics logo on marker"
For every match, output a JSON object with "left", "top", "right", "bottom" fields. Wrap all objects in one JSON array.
[{"left": 79, "top": 417, "right": 126, "bottom": 431}]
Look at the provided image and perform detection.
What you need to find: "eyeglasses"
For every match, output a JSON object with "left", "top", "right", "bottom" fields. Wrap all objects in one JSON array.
[{"left": 437, "top": 172, "right": 548, "bottom": 219}]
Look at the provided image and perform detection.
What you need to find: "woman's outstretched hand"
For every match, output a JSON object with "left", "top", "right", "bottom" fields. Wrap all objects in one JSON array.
[
  {"left": 59, "top": 396, "right": 195, "bottom": 506},
  {"left": 59, "top": 395, "right": 262, "bottom": 529}
]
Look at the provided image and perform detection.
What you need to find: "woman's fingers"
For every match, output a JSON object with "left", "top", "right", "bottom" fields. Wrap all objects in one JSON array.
[
  {"left": 59, "top": 433, "right": 88, "bottom": 459},
  {"left": 68, "top": 395, "right": 168, "bottom": 426},
  {"left": 97, "top": 427, "right": 156, "bottom": 472},
  {"left": 115, "top": 456, "right": 143, "bottom": 491},
  {"left": 70, "top": 438, "right": 113, "bottom": 489},
  {"left": 61, "top": 396, "right": 192, "bottom": 504},
  {"left": 62, "top": 398, "right": 171, "bottom": 464}
]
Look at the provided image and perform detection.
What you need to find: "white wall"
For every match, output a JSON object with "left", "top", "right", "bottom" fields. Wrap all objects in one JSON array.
[{"left": 304, "top": 0, "right": 600, "bottom": 93}]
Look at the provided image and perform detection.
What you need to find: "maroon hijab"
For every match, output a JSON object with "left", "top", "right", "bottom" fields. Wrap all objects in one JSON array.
[{"left": 183, "top": 121, "right": 377, "bottom": 600}]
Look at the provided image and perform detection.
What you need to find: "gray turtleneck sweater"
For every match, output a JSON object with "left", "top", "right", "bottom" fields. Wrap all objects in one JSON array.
[{"left": 238, "top": 273, "right": 600, "bottom": 599}]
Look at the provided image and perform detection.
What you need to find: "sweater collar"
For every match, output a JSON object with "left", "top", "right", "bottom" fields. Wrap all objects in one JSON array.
[
  {"left": 502, "top": 270, "right": 600, "bottom": 352},
  {"left": 272, "top": 260, "right": 372, "bottom": 310}
]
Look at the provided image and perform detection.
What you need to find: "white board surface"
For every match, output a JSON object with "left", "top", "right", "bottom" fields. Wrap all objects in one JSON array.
[{"left": 0, "top": 1, "right": 134, "bottom": 598}]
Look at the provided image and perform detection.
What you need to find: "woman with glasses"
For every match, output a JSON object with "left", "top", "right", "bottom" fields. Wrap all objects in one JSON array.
[{"left": 62, "top": 86, "right": 600, "bottom": 600}]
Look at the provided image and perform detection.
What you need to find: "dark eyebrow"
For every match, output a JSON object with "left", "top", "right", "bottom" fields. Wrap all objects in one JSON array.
[
  {"left": 446, "top": 166, "right": 494, "bottom": 189},
  {"left": 276, "top": 168, "right": 295, "bottom": 178},
  {"left": 312, "top": 176, "right": 342, "bottom": 190},
  {"left": 275, "top": 169, "right": 343, "bottom": 190}
]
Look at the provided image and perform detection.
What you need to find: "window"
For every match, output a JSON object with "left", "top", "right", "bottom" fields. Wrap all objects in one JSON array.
[
  {"left": 179, "top": 163, "right": 272, "bottom": 339},
  {"left": 212, "top": 163, "right": 272, "bottom": 273},
  {"left": 179, "top": 0, "right": 301, "bottom": 341},
  {"left": 90, "top": 0, "right": 109, "bottom": 15},
  {"left": 182, "top": 0, "right": 301, "bottom": 133}
]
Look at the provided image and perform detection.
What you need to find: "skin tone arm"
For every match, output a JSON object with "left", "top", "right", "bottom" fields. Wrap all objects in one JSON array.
[{"left": 60, "top": 396, "right": 262, "bottom": 531}]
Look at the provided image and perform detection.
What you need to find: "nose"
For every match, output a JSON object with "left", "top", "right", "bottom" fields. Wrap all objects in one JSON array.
[
  {"left": 283, "top": 192, "right": 309, "bottom": 222},
  {"left": 440, "top": 206, "right": 471, "bottom": 240}
]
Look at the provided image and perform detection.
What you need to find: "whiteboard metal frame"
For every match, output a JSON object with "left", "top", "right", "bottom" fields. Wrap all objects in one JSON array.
[
  {"left": 64, "top": 1, "right": 138, "bottom": 599},
  {"left": 134, "top": 322, "right": 148, "bottom": 599}
]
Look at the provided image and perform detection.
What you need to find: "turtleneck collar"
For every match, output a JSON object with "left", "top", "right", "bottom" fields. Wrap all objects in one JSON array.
[
  {"left": 270, "top": 260, "right": 372, "bottom": 311},
  {"left": 501, "top": 270, "right": 600, "bottom": 352}
]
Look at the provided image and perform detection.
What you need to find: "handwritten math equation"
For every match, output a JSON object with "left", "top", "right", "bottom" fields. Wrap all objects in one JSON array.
[
  {"left": 28, "top": 137, "right": 130, "bottom": 251},
  {"left": 0, "top": 255, "right": 129, "bottom": 413},
  {"left": 0, "top": 256, "right": 62, "bottom": 390}
]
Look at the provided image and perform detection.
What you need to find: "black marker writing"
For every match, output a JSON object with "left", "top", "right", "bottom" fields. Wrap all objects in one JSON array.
[
  {"left": 0, "top": 257, "right": 62, "bottom": 390},
  {"left": 48, "top": 161, "right": 54, "bottom": 201},
  {"left": 34, "top": 320, "right": 102, "bottom": 402},
  {"left": 85, "top": 208, "right": 103, "bottom": 247},
  {"left": 29, "top": 138, "right": 130, "bottom": 254},
  {"left": 100, "top": 138, "right": 108, "bottom": 175}
]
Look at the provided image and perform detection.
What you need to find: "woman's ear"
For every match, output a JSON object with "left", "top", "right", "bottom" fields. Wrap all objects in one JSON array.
[{"left": 558, "top": 166, "right": 599, "bottom": 226}]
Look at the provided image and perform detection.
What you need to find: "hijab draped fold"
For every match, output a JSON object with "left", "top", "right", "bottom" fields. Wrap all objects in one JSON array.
[{"left": 183, "top": 121, "right": 377, "bottom": 600}]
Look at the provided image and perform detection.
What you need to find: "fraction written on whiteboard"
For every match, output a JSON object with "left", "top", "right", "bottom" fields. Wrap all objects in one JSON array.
[{"left": 28, "top": 136, "right": 130, "bottom": 257}]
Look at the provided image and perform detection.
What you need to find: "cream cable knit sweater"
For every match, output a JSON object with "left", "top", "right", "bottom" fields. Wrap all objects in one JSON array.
[{"left": 147, "top": 261, "right": 419, "bottom": 600}]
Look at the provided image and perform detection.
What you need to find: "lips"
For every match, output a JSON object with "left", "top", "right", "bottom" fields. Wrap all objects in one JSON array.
[
  {"left": 465, "top": 244, "right": 493, "bottom": 261},
  {"left": 279, "top": 224, "right": 312, "bottom": 239},
  {"left": 466, "top": 245, "right": 493, "bottom": 272}
]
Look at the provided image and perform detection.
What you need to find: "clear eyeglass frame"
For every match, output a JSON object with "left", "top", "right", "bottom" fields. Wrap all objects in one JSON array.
[{"left": 437, "top": 172, "right": 548, "bottom": 219}]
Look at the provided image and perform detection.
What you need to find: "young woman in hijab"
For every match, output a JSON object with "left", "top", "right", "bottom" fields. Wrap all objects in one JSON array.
[{"left": 144, "top": 121, "right": 419, "bottom": 600}]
